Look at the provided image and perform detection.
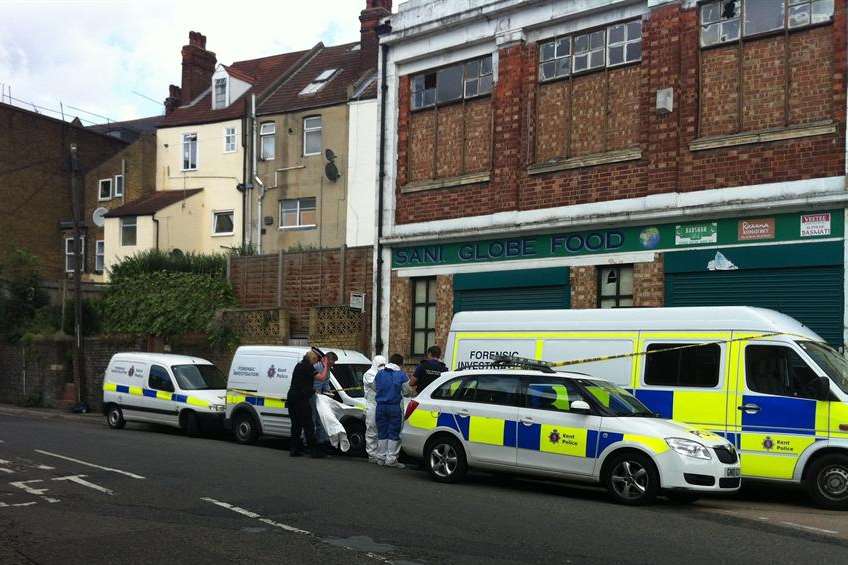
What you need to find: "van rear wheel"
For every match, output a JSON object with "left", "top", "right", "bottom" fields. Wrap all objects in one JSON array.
[
  {"left": 105, "top": 405, "right": 125, "bottom": 429},
  {"left": 233, "top": 412, "right": 259, "bottom": 445},
  {"left": 805, "top": 454, "right": 848, "bottom": 510}
]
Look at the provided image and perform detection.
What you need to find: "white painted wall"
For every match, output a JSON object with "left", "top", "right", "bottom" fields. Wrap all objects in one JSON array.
[
  {"left": 346, "top": 98, "right": 379, "bottom": 247},
  {"left": 104, "top": 216, "right": 156, "bottom": 277}
]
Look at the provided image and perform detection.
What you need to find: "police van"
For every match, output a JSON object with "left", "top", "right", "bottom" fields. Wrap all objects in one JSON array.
[
  {"left": 402, "top": 359, "right": 741, "bottom": 505},
  {"left": 225, "top": 346, "right": 370, "bottom": 452},
  {"left": 444, "top": 307, "right": 848, "bottom": 509},
  {"left": 102, "top": 352, "right": 227, "bottom": 434}
]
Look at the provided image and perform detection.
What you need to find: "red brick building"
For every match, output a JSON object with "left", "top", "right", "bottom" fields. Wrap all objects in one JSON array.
[{"left": 377, "top": 0, "right": 847, "bottom": 359}]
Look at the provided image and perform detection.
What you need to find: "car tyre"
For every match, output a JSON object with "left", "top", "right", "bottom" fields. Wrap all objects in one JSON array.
[
  {"left": 342, "top": 420, "right": 366, "bottom": 457},
  {"left": 665, "top": 491, "right": 701, "bottom": 505},
  {"left": 425, "top": 435, "right": 467, "bottom": 484},
  {"left": 232, "top": 411, "right": 259, "bottom": 445},
  {"left": 805, "top": 454, "right": 848, "bottom": 510},
  {"left": 105, "top": 404, "right": 125, "bottom": 429},
  {"left": 604, "top": 451, "right": 660, "bottom": 506},
  {"left": 182, "top": 411, "right": 201, "bottom": 437}
]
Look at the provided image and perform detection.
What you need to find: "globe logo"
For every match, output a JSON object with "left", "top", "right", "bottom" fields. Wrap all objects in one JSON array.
[{"left": 640, "top": 227, "right": 660, "bottom": 249}]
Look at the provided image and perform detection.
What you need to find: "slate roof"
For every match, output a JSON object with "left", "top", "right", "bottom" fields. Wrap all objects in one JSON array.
[{"left": 104, "top": 189, "right": 203, "bottom": 218}]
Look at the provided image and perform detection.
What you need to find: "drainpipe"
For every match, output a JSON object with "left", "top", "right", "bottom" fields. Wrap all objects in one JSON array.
[
  {"left": 255, "top": 175, "right": 265, "bottom": 255},
  {"left": 374, "top": 36, "right": 390, "bottom": 354},
  {"left": 249, "top": 94, "right": 259, "bottom": 250},
  {"left": 153, "top": 216, "right": 160, "bottom": 250}
]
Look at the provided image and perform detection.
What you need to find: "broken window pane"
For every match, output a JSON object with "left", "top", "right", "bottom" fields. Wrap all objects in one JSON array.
[
  {"left": 811, "top": 0, "right": 834, "bottom": 23},
  {"left": 789, "top": 3, "right": 811, "bottom": 26},
  {"left": 540, "top": 41, "right": 555, "bottom": 62}
]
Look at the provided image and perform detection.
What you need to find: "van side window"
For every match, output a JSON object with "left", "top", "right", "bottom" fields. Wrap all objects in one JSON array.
[
  {"left": 525, "top": 378, "right": 586, "bottom": 413},
  {"left": 431, "top": 378, "right": 463, "bottom": 400},
  {"left": 149, "top": 365, "right": 175, "bottom": 393},
  {"left": 455, "top": 375, "right": 520, "bottom": 406},
  {"left": 745, "top": 345, "right": 820, "bottom": 400},
  {"left": 644, "top": 343, "right": 720, "bottom": 387}
]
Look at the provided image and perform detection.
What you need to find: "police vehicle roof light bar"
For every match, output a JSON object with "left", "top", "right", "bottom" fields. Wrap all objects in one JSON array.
[{"left": 491, "top": 355, "right": 556, "bottom": 373}]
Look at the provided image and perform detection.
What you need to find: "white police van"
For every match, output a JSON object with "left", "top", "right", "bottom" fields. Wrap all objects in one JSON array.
[
  {"left": 102, "top": 352, "right": 227, "bottom": 435},
  {"left": 402, "top": 358, "right": 741, "bottom": 505},
  {"left": 225, "top": 345, "right": 370, "bottom": 453}
]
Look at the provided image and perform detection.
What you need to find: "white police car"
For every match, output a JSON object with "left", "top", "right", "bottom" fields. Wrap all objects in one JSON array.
[{"left": 401, "top": 360, "right": 741, "bottom": 505}]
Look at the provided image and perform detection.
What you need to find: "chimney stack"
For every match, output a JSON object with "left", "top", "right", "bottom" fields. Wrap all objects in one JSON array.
[
  {"left": 180, "top": 31, "right": 216, "bottom": 105},
  {"left": 359, "top": 0, "right": 391, "bottom": 69},
  {"left": 164, "top": 84, "right": 182, "bottom": 115}
]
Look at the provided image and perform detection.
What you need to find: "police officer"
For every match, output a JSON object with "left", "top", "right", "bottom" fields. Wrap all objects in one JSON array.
[
  {"left": 413, "top": 345, "right": 448, "bottom": 395},
  {"left": 288, "top": 350, "right": 330, "bottom": 458}
]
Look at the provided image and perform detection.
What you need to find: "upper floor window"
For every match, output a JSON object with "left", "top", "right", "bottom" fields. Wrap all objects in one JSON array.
[
  {"left": 539, "top": 20, "right": 642, "bottom": 81},
  {"left": 98, "top": 178, "right": 112, "bottom": 201},
  {"left": 300, "top": 68, "right": 337, "bottom": 96},
  {"left": 411, "top": 55, "right": 493, "bottom": 110},
  {"left": 700, "top": 0, "right": 834, "bottom": 47},
  {"left": 64, "top": 237, "right": 85, "bottom": 273},
  {"left": 260, "top": 122, "right": 275, "bottom": 160},
  {"left": 113, "top": 174, "right": 124, "bottom": 198},
  {"left": 279, "top": 197, "right": 316, "bottom": 229},
  {"left": 214, "top": 77, "right": 227, "bottom": 108},
  {"left": 224, "top": 127, "right": 237, "bottom": 153},
  {"left": 182, "top": 133, "right": 198, "bottom": 170},
  {"left": 121, "top": 216, "right": 137, "bottom": 246},
  {"left": 303, "top": 116, "right": 322, "bottom": 156}
]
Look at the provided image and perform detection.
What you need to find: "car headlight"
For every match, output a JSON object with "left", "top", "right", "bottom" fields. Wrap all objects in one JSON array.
[{"left": 666, "top": 437, "right": 712, "bottom": 460}]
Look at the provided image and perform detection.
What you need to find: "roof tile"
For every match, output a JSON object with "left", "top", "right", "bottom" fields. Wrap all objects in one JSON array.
[{"left": 104, "top": 189, "right": 203, "bottom": 217}]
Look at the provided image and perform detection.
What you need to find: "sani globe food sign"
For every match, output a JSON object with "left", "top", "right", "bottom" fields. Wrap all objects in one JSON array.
[{"left": 391, "top": 210, "right": 840, "bottom": 268}]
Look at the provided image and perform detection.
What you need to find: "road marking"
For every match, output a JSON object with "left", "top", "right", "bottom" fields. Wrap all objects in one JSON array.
[
  {"left": 779, "top": 521, "right": 838, "bottom": 535},
  {"left": 201, "top": 497, "right": 311, "bottom": 535},
  {"left": 34, "top": 450, "right": 145, "bottom": 479},
  {"left": 0, "top": 459, "right": 10, "bottom": 464},
  {"left": 0, "top": 501, "right": 37, "bottom": 508},
  {"left": 10, "top": 480, "right": 49, "bottom": 496},
  {"left": 53, "top": 474, "right": 113, "bottom": 495},
  {"left": 0, "top": 468, "right": 13, "bottom": 474}
]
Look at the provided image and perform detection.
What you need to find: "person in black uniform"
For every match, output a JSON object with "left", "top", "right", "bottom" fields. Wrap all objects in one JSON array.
[
  {"left": 413, "top": 345, "right": 448, "bottom": 395},
  {"left": 288, "top": 350, "right": 330, "bottom": 458}
]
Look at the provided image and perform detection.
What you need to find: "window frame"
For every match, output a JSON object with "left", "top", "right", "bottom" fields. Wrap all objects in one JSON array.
[
  {"left": 539, "top": 19, "right": 642, "bottom": 83},
  {"left": 223, "top": 126, "right": 237, "bottom": 153},
  {"left": 411, "top": 54, "right": 494, "bottom": 111},
  {"left": 410, "top": 277, "right": 437, "bottom": 357},
  {"left": 606, "top": 20, "right": 643, "bottom": 68},
  {"left": 64, "top": 236, "right": 85, "bottom": 273},
  {"left": 453, "top": 374, "right": 522, "bottom": 407},
  {"left": 95, "top": 240, "right": 105, "bottom": 273},
  {"left": 259, "top": 122, "right": 276, "bottom": 161},
  {"left": 642, "top": 341, "right": 724, "bottom": 389},
  {"left": 303, "top": 116, "right": 322, "bottom": 157},
  {"left": 744, "top": 342, "right": 823, "bottom": 399},
  {"left": 299, "top": 68, "right": 338, "bottom": 96},
  {"left": 597, "top": 265, "right": 634, "bottom": 308},
  {"left": 182, "top": 132, "right": 198, "bottom": 171},
  {"left": 214, "top": 77, "right": 228, "bottom": 109},
  {"left": 148, "top": 364, "right": 175, "bottom": 393},
  {"left": 278, "top": 197, "right": 317, "bottom": 230},
  {"left": 113, "top": 174, "right": 124, "bottom": 198},
  {"left": 212, "top": 209, "right": 235, "bottom": 236},
  {"left": 98, "top": 178, "right": 112, "bottom": 201},
  {"left": 120, "top": 216, "right": 138, "bottom": 247},
  {"left": 522, "top": 376, "right": 591, "bottom": 413},
  {"left": 699, "top": 0, "right": 835, "bottom": 48}
]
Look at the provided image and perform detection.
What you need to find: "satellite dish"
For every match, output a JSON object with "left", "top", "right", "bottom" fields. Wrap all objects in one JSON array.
[
  {"left": 92, "top": 207, "right": 108, "bottom": 227},
  {"left": 325, "top": 161, "right": 340, "bottom": 182},
  {"left": 325, "top": 148, "right": 336, "bottom": 161}
]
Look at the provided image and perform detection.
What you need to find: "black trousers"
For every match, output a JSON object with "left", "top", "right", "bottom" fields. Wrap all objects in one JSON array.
[{"left": 289, "top": 398, "right": 316, "bottom": 453}]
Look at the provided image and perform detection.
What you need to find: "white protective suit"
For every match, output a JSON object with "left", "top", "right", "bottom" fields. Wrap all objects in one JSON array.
[
  {"left": 313, "top": 394, "right": 350, "bottom": 452},
  {"left": 362, "top": 355, "right": 387, "bottom": 462}
]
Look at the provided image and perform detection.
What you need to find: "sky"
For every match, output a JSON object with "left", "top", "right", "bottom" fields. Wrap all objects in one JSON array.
[{"left": 0, "top": 0, "right": 373, "bottom": 125}]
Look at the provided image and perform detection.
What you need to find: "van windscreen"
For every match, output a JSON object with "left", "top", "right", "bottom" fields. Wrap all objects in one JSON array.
[
  {"left": 332, "top": 364, "right": 370, "bottom": 398},
  {"left": 172, "top": 364, "right": 227, "bottom": 390}
]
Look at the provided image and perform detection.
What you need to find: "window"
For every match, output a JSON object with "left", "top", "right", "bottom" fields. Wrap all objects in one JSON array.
[
  {"left": 213, "top": 210, "right": 234, "bottom": 235},
  {"left": 303, "top": 116, "right": 322, "bottom": 156},
  {"left": 260, "top": 122, "right": 275, "bottom": 160},
  {"left": 300, "top": 68, "right": 337, "bottom": 95},
  {"left": 98, "top": 178, "right": 112, "bottom": 201},
  {"left": 121, "top": 216, "right": 137, "bottom": 246},
  {"left": 539, "top": 36, "right": 572, "bottom": 80},
  {"left": 525, "top": 378, "right": 586, "bottom": 413},
  {"left": 95, "top": 240, "right": 105, "bottom": 273},
  {"left": 64, "top": 237, "right": 85, "bottom": 273},
  {"left": 182, "top": 132, "right": 197, "bottom": 170},
  {"left": 113, "top": 174, "right": 124, "bottom": 198},
  {"left": 454, "top": 375, "right": 520, "bottom": 406},
  {"left": 411, "top": 277, "right": 436, "bottom": 356},
  {"left": 540, "top": 21, "right": 642, "bottom": 81},
  {"left": 573, "top": 29, "right": 606, "bottom": 73},
  {"left": 644, "top": 343, "right": 721, "bottom": 387},
  {"left": 224, "top": 127, "right": 237, "bottom": 153},
  {"left": 798, "top": 341, "right": 848, "bottom": 395},
  {"left": 279, "top": 197, "right": 317, "bottom": 229},
  {"left": 411, "top": 55, "right": 493, "bottom": 110},
  {"left": 598, "top": 265, "right": 633, "bottom": 308},
  {"left": 607, "top": 20, "right": 643, "bottom": 66},
  {"left": 432, "top": 378, "right": 463, "bottom": 400},
  {"left": 330, "top": 364, "right": 370, "bottom": 399},
  {"left": 745, "top": 344, "right": 821, "bottom": 399},
  {"left": 214, "top": 77, "right": 227, "bottom": 108},
  {"left": 700, "top": 0, "right": 833, "bottom": 46},
  {"left": 171, "top": 364, "right": 227, "bottom": 390},
  {"left": 148, "top": 365, "right": 174, "bottom": 393}
]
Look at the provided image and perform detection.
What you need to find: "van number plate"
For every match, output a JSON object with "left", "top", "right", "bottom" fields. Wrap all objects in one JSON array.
[{"left": 725, "top": 467, "right": 741, "bottom": 478}]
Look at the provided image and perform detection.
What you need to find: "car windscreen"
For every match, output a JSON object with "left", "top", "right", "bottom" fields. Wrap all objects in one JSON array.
[
  {"left": 331, "top": 364, "right": 370, "bottom": 398},
  {"left": 797, "top": 341, "right": 848, "bottom": 395},
  {"left": 578, "top": 379, "right": 657, "bottom": 417},
  {"left": 171, "top": 364, "right": 227, "bottom": 391}
]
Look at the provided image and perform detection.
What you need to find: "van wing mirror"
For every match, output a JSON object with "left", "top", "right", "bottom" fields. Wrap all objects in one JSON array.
[
  {"left": 815, "top": 376, "right": 831, "bottom": 400},
  {"left": 570, "top": 400, "right": 592, "bottom": 414}
]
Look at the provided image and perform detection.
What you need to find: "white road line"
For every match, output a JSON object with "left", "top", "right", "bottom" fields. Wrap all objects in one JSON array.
[
  {"left": 779, "top": 521, "right": 839, "bottom": 535},
  {"left": 0, "top": 459, "right": 10, "bottom": 464},
  {"left": 0, "top": 502, "right": 37, "bottom": 508},
  {"left": 53, "top": 474, "right": 113, "bottom": 496},
  {"left": 201, "top": 497, "right": 311, "bottom": 535},
  {"left": 0, "top": 468, "right": 13, "bottom": 474},
  {"left": 35, "top": 465, "right": 55, "bottom": 470},
  {"left": 34, "top": 450, "right": 145, "bottom": 479},
  {"left": 10, "top": 480, "right": 49, "bottom": 496}
]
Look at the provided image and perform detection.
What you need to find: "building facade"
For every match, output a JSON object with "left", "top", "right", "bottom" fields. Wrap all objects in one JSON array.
[{"left": 376, "top": 0, "right": 847, "bottom": 359}]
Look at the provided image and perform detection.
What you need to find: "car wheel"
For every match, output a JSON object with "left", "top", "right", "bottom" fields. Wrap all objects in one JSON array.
[
  {"left": 666, "top": 491, "right": 701, "bottom": 505},
  {"left": 605, "top": 451, "right": 660, "bottom": 506},
  {"left": 343, "top": 421, "right": 366, "bottom": 457},
  {"left": 182, "top": 412, "right": 201, "bottom": 437},
  {"left": 805, "top": 454, "right": 848, "bottom": 510},
  {"left": 233, "top": 412, "right": 259, "bottom": 445},
  {"left": 105, "top": 404, "right": 125, "bottom": 429},
  {"left": 425, "top": 436, "right": 467, "bottom": 484}
]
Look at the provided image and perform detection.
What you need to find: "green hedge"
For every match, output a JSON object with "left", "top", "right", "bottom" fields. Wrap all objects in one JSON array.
[{"left": 109, "top": 249, "right": 227, "bottom": 283}]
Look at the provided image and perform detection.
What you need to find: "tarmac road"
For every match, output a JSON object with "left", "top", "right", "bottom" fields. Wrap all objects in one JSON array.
[{"left": 1, "top": 409, "right": 847, "bottom": 564}]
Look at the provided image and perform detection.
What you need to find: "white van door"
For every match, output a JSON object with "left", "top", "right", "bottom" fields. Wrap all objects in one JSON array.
[
  {"left": 256, "top": 355, "right": 296, "bottom": 437},
  {"left": 146, "top": 364, "right": 179, "bottom": 426}
]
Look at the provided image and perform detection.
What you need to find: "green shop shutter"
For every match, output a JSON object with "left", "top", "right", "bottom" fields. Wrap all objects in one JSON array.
[
  {"left": 665, "top": 242, "right": 844, "bottom": 346},
  {"left": 454, "top": 267, "right": 570, "bottom": 313}
]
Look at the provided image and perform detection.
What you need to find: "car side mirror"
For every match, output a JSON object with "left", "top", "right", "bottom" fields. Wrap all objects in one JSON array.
[
  {"left": 570, "top": 400, "right": 592, "bottom": 414},
  {"left": 815, "top": 376, "right": 831, "bottom": 400}
]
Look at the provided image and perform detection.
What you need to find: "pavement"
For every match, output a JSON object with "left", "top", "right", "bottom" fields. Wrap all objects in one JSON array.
[{"left": 1, "top": 404, "right": 848, "bottom": 564}]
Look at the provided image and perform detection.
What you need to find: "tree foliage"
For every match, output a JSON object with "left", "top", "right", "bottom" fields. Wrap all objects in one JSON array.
[
  {"left": 0, "top": 249, "right": 49, "bottom": 342},
  {"left": 109, "top": 249, "right": 227, "bottom": 283},
  {"left": 100, "top": 271, "right": 235, "bottom": 338}
]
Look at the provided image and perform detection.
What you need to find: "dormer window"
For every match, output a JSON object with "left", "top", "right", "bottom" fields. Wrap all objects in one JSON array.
[
  {"left": 300, "top": 69, "right": 338, "bottom": 96},
  {"left": 214, "top": 77, "right": 228, "bottom": 108}
]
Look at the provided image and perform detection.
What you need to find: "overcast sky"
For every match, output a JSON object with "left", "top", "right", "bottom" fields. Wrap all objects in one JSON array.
[{"left": 0, "top": 0, "right": 376, "bottom": 125}]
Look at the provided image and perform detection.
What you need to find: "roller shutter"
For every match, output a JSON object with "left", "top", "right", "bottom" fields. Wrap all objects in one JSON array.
[{"left": 454, "top": 267, "right": 570, "bottom": 313}]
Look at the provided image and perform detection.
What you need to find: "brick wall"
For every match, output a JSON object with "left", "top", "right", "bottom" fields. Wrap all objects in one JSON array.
[
  {"left": 388, "top": 271, "right": 411, "bottom": 358},
  {"left": 434, "top": 274, "right": 454, "bottom": 353},
  {"left": 633, "top": 255, "right": 664, "bottom": 307},
  {"left": 570, "top": 266, "right": 597, "bottom": 309}
]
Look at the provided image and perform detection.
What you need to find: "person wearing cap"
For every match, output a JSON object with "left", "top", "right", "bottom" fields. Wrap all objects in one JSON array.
[{"left": 362, "top": 355, "right": 387, "bottom": 463}]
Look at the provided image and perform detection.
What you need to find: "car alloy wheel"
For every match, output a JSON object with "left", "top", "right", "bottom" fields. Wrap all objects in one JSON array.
[
  {"left": 429, "top": 443, "right": 458, "bottom": 479},
  {"left": 611, "top": 460, "right": 649, "bottom": 501}
]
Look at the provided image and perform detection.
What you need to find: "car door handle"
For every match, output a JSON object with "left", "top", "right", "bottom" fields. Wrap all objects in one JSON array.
[
  {"left": 738, "top": 403, "right": 761, "bottom": 415},
  {"left": 520, "top": 417, "right": 535, "bottom": 426},
  {"left": 456, "top": 409, "right": 470, "bottom": 418}
]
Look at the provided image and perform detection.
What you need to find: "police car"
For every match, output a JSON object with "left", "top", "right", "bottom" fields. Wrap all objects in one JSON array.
[{"left": 401, "top": 358, "right": 741, "bottom": 505}]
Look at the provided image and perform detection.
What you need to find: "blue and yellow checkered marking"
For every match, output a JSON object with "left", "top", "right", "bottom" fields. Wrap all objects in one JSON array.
[
  {"left": 103, "top": 382, "right": 210, "bottom": 407},
  {"left": 226, "top": 390, "right": 286, "bottom": 409}
]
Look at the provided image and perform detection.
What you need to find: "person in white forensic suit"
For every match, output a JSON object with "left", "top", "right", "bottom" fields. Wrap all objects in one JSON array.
[{"left": 362, "top": 355, "right": 387, "bottom": 463}]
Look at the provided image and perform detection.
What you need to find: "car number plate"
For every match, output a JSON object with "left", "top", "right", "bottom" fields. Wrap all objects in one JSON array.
[{"left": 725, "top": 467, "right": 741, "bottom": 478}]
